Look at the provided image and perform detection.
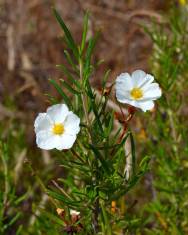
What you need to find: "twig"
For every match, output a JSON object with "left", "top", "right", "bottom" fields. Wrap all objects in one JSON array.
[
  {"left": 124, "top": 138, "right": 132, "bottom": 180},
  {"left": 81, "top": 3, "right": 164, "bottom": 23},
  {"left": 52, "top": 180, "right": 72, "bottom": 200},
  {"left": 14, "top": 148, "right": 27, "bottom": 184},
  {"left": 42, "top": 150, "right": 51, "bottom": 165},
  {"left": 6, "top": 25, "right": 15, "bottom": 71}
]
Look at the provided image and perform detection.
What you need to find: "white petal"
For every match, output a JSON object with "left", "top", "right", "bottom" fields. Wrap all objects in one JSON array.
[
  {"left": 115, "top": 73, "right": 133, "bottom": 102},
  {"left": 36, "top": 131, "right": 77, "bottom": 150},
  {"left": 115, "top": 98, "right": 140, "bottom": 109},
  {"left": 131, "top": 70, "right": 146, "bottom": 87},
  {"left": 64, "top": 112, "right": 80, "bottom": 135},
  {"left": 116, "top": 73, "right": 133, "bottom": 90},
  {"left": 115, "top": 98, "right": 154, "bottom": 112},
  {"left": 137, "top": 100, "right": 155, "bottom": 112},
  {"left": 34, "top": 113, "right": 53, "bottom": 133},
  {"left": 139, "top": 74, "right": 155, "bottom": 88},
  {"left": 132, "top": 70, "right": 146, "bottom": 79},
  {"left": 143, "top": 82, "right": 160, "bottom": 92},
  {"left": 36, "top": 131, "right": 58, "bottom": 150},
  {"left": 142, "top": 83, "right": 162, "bottom": 100},
  {"left": 116, "top": 89, "right": 132, "bottom": 103},
  {"left": 56, "top": 134, "right": 77, "bottom": 150},
  {"left": 47, "top": 104, "right": 70, "bottom": 123}
]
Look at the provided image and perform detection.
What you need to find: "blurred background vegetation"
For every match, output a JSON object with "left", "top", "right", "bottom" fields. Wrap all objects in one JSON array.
[{"left": 0, "top": 0, "right": 188, "bottom": 234}]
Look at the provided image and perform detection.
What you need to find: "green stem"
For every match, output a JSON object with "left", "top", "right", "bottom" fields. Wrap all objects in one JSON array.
[
  {"left": 79, "top": 58, "right": 99, "bottom": 233},
  {"left": 79, "top": 60, "right": 90, "bottom": 128}
]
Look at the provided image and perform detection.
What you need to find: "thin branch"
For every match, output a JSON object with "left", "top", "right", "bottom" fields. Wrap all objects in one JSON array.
[{"left": 81, "top": 3, "right": 164, "bottom": 23}]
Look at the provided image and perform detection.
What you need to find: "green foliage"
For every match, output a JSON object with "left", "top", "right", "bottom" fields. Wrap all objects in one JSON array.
[
  {"left": 45, "top": 8, "right": 150, "bottom": 234},
  {"left": 0, "top": 142, "right": 24, "bottom": 234},
  {"left": 140, "top": 5, "right": 188, "bottom": 234}
]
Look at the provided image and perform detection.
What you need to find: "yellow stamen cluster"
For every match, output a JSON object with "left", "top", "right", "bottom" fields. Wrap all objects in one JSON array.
[
  {"left": 130, "top": 87, "right": 143, "bottom": 100},
  {"left": 53, "top": 123, "right": 64, "bottom": 135}
]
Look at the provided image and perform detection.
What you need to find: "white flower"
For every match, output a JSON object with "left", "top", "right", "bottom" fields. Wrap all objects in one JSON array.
[
  {"left": 115, "top": 70, "right": 162, "bottom": 112},
  {"left": 34, "top": 104, "right": 80, "bottom": 150},
  {"left": 70, "top": 209, "right": 80, "bottom": 216}
]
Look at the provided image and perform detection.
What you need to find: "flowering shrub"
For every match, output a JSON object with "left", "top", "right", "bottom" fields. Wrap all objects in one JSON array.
[
  {"left": 32, "top": 9, "right": 161, "bottom": 234},
  {"left": 2, "top": 3, "right": 188, "bottom": 235}
]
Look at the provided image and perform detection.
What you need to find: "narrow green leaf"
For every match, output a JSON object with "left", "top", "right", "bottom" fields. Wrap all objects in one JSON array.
[
  {"left": 83, "top": 31, "right": 100, "bottom": 79},
  {"left": 139, "top": 156, "right": 151, "bottom": 172},
  {"left": 81, "top": 11, "right": 89, "bottom": 53},
  {"left": 64, "top": 50, "right": 79, "bottom": 73},
  {"left": 56, "top": 64, "right": 81, "bottom": 90},
  {"left": 58, "top": 178, "right": 81, "bottom": 194},
  {"left": 104, "top": 112, "right": 114, "bottom": 137},
  {"left": 102, "top": 69, "right": 111, "bottom": 89},
  {"left": 16, "top": 225, "right": 23, "bottom": 235},
  {"left": 112, "top": 132, "right": 130, "bottom": 160},
  {"left": 85, "top": 32, "right": 99, "bottom": 65},
  {"left": 89, "top": 144, "right": 111, "bottom": 174},
  {"left": 15, "top": 190, "right": 29, "bottom": 205},
  {"left": 60, "top": 79, "right": 81, "bottom": 95},
  {"left": 53, "top": 8, "right": 78, "bottom": 58},
  {"left": 47, "top": 190, "right": 79, "bottom": 206},
  {"left": 111, "top": 127, "right": 121, "bottom": 145},
  {"left": 90, "top": 98, "right": 103, "bottom": 134},
  {"left": 44, "top": 93, "right": 59, "bottom": 104},
  {"left": 117, "top": 132, "right": 130, "bottom": 150},
  {"left": 101, "top": 203, "right": 112, "bottom": 235},
  {"left": 4, "top": 212, "right": 22, "bottom": 229},
  {"left": 167, "top": 64, "right": 179, "bottom": 89},
  {"left": 85, "top": 80, "right": 94, "bottom": 99},
  {"left": 49, "top": 79, "right": 72, "bottom": 107},
  {"left": 98, "top": 97, "right": 108, "bottom": 118}
]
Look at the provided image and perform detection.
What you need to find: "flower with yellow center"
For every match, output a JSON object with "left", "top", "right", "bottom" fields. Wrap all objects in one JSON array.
[
  {"left": 34, "top": 104, "right": 80, "bottom": 150},
  {"left": 115, "top": 70, "right": 162, "bottom": 112}
]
